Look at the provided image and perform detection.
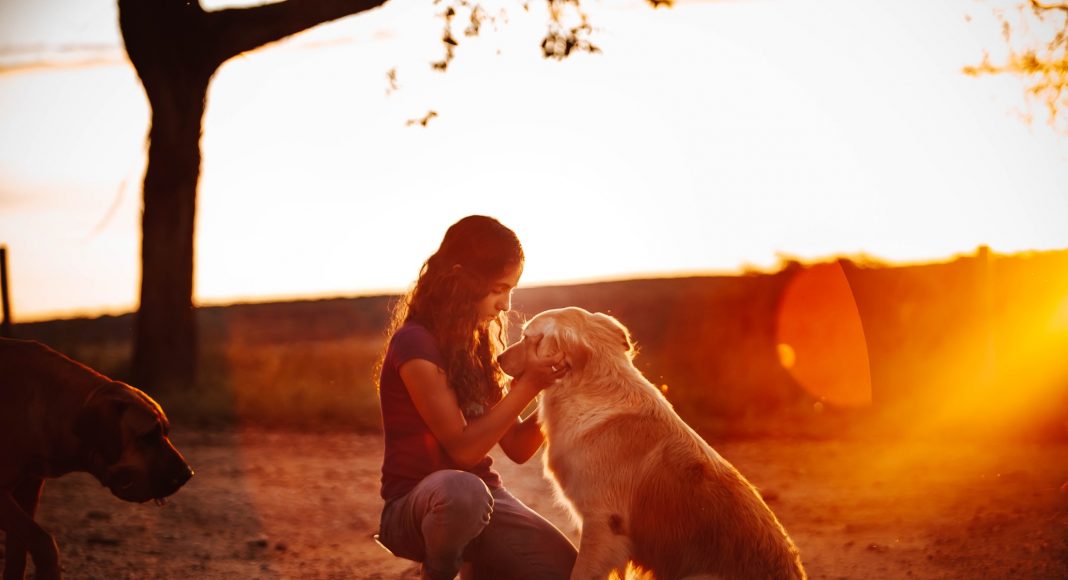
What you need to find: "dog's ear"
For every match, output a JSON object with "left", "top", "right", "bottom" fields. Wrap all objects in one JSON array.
[
  {"left": 115, "top": 382, "right": 168, "bottom": 435},
  {"left": 592, "top": 313, "right": 634, "bottom": 356},
  {"left": 120, "top": 397, "right": 161, "bottom": 438},
  {"left": 75, "top": 387, "right": 127, "bottom": 465},
  {"left": 553, "top": 322, "right": 592, "bottom": 370}
]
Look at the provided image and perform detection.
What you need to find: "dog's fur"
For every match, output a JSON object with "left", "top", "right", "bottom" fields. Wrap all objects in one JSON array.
[
  {"left": 498, "top": 308, "right": 806, "bottom": 580},
  {"left": 0, "top": 338, "right": 194, "bottom": 580}
]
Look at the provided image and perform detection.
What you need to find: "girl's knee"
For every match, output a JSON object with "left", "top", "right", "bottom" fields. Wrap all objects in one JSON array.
[{"left": 427, "top": 471, "right": 493, "bottom": 519}]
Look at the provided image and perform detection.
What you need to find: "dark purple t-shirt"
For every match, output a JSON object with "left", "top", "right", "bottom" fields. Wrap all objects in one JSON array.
[{"left": 378, "top": 322, "right": 502, "bottom": 501}]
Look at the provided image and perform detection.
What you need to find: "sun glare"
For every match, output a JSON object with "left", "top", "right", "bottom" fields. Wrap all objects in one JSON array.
[{"left": 931, "top": 264, "right": 1068, "bottom": 437}]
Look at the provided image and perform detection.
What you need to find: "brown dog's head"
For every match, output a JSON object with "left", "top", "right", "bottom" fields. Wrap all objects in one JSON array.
[
  {"left": 75, "top": 382, "right": 194, "bottom": 504},
  {"left": 498, "top": 307, "right": 634, "bottom": 378}
]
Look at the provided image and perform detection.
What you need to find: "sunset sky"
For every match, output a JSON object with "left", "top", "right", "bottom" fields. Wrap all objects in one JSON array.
[{"left": 1, "top": 0, "right": 1067, "bottom": 322}]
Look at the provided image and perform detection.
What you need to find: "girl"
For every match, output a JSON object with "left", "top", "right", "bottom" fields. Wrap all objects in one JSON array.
[{"left": 376, "top": 215, "right": 576, "bottom": 579}]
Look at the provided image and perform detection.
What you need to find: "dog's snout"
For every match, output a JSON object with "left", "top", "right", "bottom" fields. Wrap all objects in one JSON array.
[
  {"left": 173, "top": 464, "right": 194, "bottom": 487},
  {"left": 156, "top": 464, "right": 193, "bottom": 499},
  {"left": 497, "top": 346, "right": 522, "bottom": 377}
]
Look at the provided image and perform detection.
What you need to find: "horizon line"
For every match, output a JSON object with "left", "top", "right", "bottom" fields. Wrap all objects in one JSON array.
[{"left": 11, "top": 244, "right": 1061, "bottom": 325}]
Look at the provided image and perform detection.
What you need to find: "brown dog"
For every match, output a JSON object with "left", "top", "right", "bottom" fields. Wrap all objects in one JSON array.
[
  {"left": 499, "top": 308, "right": 805, "bottom": 580},
  {"left": 0, "top": 338, "right": 194, "bottom": 580}
]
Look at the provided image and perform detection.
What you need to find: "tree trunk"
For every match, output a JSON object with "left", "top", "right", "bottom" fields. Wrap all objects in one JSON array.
[
  {"left": 132, "top": 73, "right": 212, "bottom": 390},
  {"left": 121, "top": 0, "right": 215, "bottom": 390},
  {"left": 117, "top": 0, "right": 391, "bottom": 390}
]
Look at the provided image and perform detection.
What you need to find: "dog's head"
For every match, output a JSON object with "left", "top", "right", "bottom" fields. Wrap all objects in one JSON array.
[
  {"left": 499, "top": 307, "right": 634, "bottom": 378},
  {"left": 75, "top": 382, "right": 194, "bottom": 504}
]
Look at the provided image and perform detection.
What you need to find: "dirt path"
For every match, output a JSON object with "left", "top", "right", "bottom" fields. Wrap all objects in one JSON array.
[{"left": 10, "top": 429, "right": 1068, "bottom": 579}]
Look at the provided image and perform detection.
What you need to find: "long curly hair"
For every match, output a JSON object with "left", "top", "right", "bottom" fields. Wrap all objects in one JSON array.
[{"left": 380, "top": 215, "right": 524, "bottom": 417}]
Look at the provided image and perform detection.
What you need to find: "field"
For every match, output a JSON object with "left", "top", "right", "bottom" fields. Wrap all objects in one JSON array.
[
  {"left": 17, "top": 429, "right": 1068, "bottom": 579},
  {"left": 8, "top": 251, "right": 1068, "bottom": 578}
]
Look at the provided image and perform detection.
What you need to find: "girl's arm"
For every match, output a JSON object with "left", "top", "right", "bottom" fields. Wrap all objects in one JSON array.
[
  {"left": 498, "top": 410, "right": 545, "bottom": 464},
  {"left": 399, "top": 337, "right": 560, "bottom": 469}
]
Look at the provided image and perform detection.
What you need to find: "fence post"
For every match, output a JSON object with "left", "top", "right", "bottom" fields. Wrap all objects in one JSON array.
[{"left": 1, "top": 246, "right": 11, "bottom": 338}]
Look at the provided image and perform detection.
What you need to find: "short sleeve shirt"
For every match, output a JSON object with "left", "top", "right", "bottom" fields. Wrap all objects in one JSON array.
[{"left": 378, "top": 322, "right": 502, "bottom": 501}]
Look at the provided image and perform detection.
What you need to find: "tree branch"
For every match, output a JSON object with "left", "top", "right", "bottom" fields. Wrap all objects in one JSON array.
[
  {"left": 206, "top": 0, "right": 392, "bottom": 65},
  {"left": 1031, "top": 0, "right": 1068, "bottom": 13}
]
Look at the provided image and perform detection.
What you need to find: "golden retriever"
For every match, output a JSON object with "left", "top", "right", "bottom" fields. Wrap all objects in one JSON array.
[{"left": 498, "top": 307, "right": 806, "bottom": 580}]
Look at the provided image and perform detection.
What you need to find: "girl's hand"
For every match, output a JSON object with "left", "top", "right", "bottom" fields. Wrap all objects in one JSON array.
[{"left": 512, "top": 335, "right": 568, "bottom": 393}]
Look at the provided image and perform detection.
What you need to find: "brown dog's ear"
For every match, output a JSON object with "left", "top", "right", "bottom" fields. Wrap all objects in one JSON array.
[
  {"left": 121, "top": 399, "right": 161, "bottom": 438},
  {"left": 115, "top": 382, "right": 168, "bottom": 435},
  {"left": 75, "top": 389, "right": 126, "bottom": 465}
]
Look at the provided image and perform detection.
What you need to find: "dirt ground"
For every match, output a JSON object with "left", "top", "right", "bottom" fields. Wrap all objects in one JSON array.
[{"left": 5, "top": 428, "right": 1068, "bottom": 579}]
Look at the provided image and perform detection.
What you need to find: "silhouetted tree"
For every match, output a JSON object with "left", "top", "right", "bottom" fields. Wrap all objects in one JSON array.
[
  {"left": 119, "top": 0, "right": 400, "bottom": 389},
  {"left": 119, "top": 0, "right": 663, "bottom": 390}
]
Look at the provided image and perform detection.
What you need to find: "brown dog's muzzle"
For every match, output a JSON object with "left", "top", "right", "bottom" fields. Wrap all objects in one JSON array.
[
  {"left": 155, "top": 446, "right": 194, "bottom": 499},
  {"left": 144, "top": 439, "right": 194, "bottom": 502},
  {"left": 103, "top": 435, "right": 194, "bottom": 504}
]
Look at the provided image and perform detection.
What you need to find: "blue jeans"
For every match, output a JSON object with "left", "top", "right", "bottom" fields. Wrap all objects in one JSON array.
[{"left": 378, "top": 470, "right": 577, "bottom": 580}]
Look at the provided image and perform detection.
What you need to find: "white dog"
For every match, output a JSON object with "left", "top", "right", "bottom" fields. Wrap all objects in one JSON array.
[{"left": 498, "top": 307, "right": 806, "bottom": 580}]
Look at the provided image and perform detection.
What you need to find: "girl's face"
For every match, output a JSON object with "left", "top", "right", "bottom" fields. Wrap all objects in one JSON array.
[{"left": 476, "top": 262, "right": 522, "bottom": 322}]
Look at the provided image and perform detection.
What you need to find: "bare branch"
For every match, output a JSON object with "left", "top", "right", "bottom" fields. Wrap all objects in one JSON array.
[
  {"left": 967, "top": 1, "right": 1068, "bottom": 131},
  {"left": 206, "top": 0, "right": 392, "bottom": 65},
  {"left": 406, "top": 110, "right": 438, "bottom": 126},
  {"left": 119, "top": 0, "right": 391, "bottom": 83},
  {"left": 1031, "top": 0, "right": 1068, "bottom": 13}
]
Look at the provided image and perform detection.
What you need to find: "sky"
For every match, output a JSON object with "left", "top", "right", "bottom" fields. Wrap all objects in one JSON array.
[{"left": 1, "top": 0, "right": 1067, "bottom": 322}]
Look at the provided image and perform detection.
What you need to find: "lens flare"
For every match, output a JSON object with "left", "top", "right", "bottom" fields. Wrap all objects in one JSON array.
[{"left": 775, "top": 261, "right": 873, "bottom": 408}]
